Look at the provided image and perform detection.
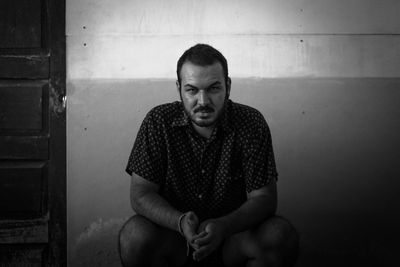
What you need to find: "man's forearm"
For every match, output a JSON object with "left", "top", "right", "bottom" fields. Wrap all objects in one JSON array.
[
  {"left": 131, "top": 191, "right": 182, "bottom": 232},
  {"left": 219, "top": 195, "right": 276, "bottom": 237}
]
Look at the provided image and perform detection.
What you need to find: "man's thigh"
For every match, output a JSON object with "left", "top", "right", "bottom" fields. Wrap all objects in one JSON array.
[
  {"left": 119, "top": 215, "right": 188, "bottom": 266},
  {"left": 221, "top": 225, "right": 252, "bottom": 266}
]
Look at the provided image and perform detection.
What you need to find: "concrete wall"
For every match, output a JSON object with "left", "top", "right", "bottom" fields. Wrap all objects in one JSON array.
[{"left": 66, "top": 1, "right": 400, "bottom": 266}]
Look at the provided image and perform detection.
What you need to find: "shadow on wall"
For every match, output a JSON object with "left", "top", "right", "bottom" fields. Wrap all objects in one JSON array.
[{"left": 70, "top": 217, "right": 127, "bottom": 267}]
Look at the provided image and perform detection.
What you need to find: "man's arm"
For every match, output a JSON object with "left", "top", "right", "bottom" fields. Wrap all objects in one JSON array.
[
  {"left": 192, "top": 179, "right": 277, "bottom": 260},
  {"left": 130, "top": 172, "right": 199, "bottom": 241},
  {"left": 220, "top": 178, "right": 277, "bottom": 236},
  {"left": 130, "top": 172, "right": 180, "bottom": 231}
]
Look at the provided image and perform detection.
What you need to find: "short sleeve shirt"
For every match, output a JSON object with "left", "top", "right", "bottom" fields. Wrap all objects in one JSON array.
[{"left": 126, "top": 100, "right": 278, "bottom": 221}]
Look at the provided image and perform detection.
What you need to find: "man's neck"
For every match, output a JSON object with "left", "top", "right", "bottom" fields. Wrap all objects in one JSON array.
[{"left": 193, "top": 124, "right": 215, "bottom": 139}]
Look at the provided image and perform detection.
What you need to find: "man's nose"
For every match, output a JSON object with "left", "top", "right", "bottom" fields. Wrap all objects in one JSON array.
[{"left": 197, "top": 90, "right": 210, "bottom": 106}]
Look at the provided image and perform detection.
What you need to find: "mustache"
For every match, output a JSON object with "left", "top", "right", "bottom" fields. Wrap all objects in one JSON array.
[{"left": 194, "top": 106, "right": 214, "bottom": 113}]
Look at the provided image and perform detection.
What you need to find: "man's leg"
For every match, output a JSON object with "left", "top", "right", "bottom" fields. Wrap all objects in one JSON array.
[
  {"left": 119, "top": 215, "right": 188, "bottom": 267},
  {"left": 222, "top": 215, "right": 299, "bottom": 267}
]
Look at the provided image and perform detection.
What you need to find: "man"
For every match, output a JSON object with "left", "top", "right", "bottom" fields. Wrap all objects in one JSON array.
[{"left": 119, "top": 44, "right": 298, "bottom": 267}]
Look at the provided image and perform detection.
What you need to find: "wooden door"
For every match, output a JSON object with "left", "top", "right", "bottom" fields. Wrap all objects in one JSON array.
[{"left": 0, "top": 0, "right": 66, "bottom": 265}]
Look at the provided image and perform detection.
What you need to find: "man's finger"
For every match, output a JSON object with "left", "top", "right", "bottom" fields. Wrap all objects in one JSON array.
[
  {"left": 193, "top": 232, "right": 212, "bottom": 246},
  {"left": 188, "top": 231, "right": 206, "bottom": 250},
  {"left": 189, "top": 241, "right": 200, "bottom": 250},
  {"left": 186, "top": 212, "right": 198, "bottom": 226},
  {"left": 192, "top": 244, "right": 211, "bottom": 261},
  {"left": 191, "top": 230, "right": 207, "bottom": 241}
]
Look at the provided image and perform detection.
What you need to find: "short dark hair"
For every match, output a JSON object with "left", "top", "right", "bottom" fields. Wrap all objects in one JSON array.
[{"left": 176, "top": 44, "right": 229, "bottom": 86}]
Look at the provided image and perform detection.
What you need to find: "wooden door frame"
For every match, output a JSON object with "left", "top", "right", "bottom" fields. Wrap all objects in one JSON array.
[
  {"left": 47, "top": 0, "right": 66, "bottom": 265},
  {"left": 0, "top": 0, "right": 66, "bottom": 264}
]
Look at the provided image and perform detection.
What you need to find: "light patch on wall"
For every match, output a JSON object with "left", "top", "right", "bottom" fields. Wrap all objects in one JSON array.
[
  {"left": 66, "top": 0, "right": 400, "bottom": 80},
  {"left": 67, "top": 0, "right": 400, "bottom": 35},
  {"left": 71, "top": 217, "right": 127, "bottom": 266},
  {"left": 67, "top": 34, "right": 400, "bottom": 79}
]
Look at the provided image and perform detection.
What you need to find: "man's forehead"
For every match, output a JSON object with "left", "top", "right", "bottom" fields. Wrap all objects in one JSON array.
[{"left": 180, "top": 62, "right": 224, "bottom": 83}]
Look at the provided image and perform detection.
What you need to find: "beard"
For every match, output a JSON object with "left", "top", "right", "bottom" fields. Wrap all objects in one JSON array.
[
  {"left": 190, "top": 114, "right": 215, "bottom": 127},
  {"left": 179, "top": 90, "right": 229, "bottom": 128},
  {"left": 181, "top": 99, "right": 228, "bottom": 128}
]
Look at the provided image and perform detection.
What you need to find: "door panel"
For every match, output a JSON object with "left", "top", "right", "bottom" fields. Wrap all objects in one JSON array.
[
  {"left": 0, "top": 137, "right": 49, "bottom": 159},
  {"left": 0, "top": 244, "right": 47, "bottom": 266},
  {"left": 0, "top": 56, "right": 49, "bottom": 78},
  {"left": 0, "top": 0, "right": 65, "bottom": 265},
  {"left": 0, "top": 161, "right": 47, "bottom": 219},
  {"left": 0, "top": 0, "right": 42, "bottom": 49},
  {"left": 0, "top": 218, "right": 48, "bottom": 243},
  {"left": 0, "top": 81, "right": 48, "bottom": 131}
]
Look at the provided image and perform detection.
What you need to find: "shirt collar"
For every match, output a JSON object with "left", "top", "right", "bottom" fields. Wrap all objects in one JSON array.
[
  {"left": 219, "top": 100, "right": 232, "bottom": 133},
  {"left": 171, "top": 103, "right": 190, "bottom": 127}
]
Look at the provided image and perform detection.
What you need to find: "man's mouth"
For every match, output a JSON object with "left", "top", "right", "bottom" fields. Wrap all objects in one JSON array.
[{"left": 195, "top": 107, "right": 214, "bottom": 114}]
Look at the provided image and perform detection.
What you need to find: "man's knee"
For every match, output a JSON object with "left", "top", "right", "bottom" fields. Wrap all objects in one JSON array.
[
  {"left": 253, "top": 216, "right": 299, "bottom": 266},
  {"left": 256, "top": 216, "right": 298, "bottom": 247},
  {"left": 119, "top": 215, "right": 159, "bottom": 266}
]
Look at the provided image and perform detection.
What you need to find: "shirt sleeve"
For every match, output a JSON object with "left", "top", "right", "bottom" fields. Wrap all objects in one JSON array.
[
  {"left": 242, "top": 114, "right": 278, "bottom": 193},
  {"left": 125, "top": 110, "right": 166, "bottom": 185}
]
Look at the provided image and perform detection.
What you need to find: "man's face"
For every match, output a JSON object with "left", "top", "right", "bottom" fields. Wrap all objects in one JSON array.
[{"left": 177, "top": 61, "right": 230, "bottom": 128}]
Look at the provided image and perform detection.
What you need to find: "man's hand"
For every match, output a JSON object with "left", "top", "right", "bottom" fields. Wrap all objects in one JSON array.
[
  {"left": 180, "top": 211, "right": 200, "bottom": 247},
  {"left": 191, "top": 218, "right": 228, "bottom": 261}
]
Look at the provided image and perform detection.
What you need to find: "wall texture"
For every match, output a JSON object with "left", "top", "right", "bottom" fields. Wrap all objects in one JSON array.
[{"left": 66, "top": 0, "right": 400, "bottom": 266}]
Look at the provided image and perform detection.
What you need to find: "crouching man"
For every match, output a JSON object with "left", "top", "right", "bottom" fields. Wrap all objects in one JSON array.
[{"left": 119, "top": 44, "right": 299, "bottom": 267}]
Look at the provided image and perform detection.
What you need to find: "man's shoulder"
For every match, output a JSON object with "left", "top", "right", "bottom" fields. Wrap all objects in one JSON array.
[
  {"left": 229, "top": 101, "right": 267, "bottom": 128},
  {"left": 227, "top": 101, "right": 272, "bottom": 141},
  {"left": 144, "top": 101, "right": 182, "bottom": 125}
]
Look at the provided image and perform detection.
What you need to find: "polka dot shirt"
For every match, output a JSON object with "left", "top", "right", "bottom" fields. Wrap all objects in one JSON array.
[{"left": 126, "top": 100, "right": 278, "bottom": 221}]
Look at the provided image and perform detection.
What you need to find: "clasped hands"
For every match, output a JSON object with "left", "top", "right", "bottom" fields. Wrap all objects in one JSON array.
[{"left": 180, "top": 211, "right": 227, "bottom": 261}]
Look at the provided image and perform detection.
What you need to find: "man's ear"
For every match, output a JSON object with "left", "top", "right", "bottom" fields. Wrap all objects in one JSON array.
[
  {"left": 226, "top": 77, "right": 231, "bottom": 98},
  {"left": 176, "top": 80, "right": 181, "bottom": 93}
]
